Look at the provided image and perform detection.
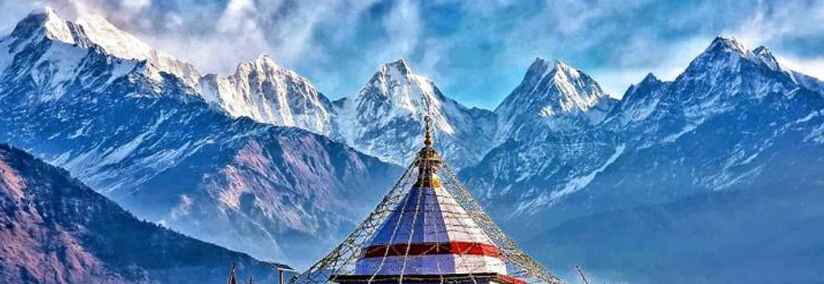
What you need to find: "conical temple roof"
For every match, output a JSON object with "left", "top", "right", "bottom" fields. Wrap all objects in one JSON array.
[
  {"left": 355, "top": 121, "right": 505, "bottom": 276},
  {"left": 293, "top": 116, "right": 562, "bottom": 284}
]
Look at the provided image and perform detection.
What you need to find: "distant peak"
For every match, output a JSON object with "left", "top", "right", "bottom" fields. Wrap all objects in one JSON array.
[
  {"left": 381, "top": 59, "right": 413, "bottom": 76},
  {"left": 706, "top": 36, "right": 748, "bottom": 54},
  {"left": 640, "top": 73, "right": 661, "bottom": 84},
  {"left": 234, "top": 54, "right": 295, "bottom": 77},
  {"left": 524, "top": 57, "right": 551, "bottom": 76},
  {"left": 529, "top": 57, "right": 550, "bottom": 67},
  {"left": 752, "top": 45, "right": 771, "bottom": 55},
  {"left": 752, "top": 45, "right": 780, "bottom": 70},
  {"left": 551, "top": 59, "right": 578, "bottom": 74},
  {"left": 253, "top": 54, "right": 279, "bottom": 67},
  {"left": 29, "top": 6, "right": 59, "bottom": 17},
  {"left": 522, "top": 57, "right": 585, "bottom": 84},
  {"left": 10, "top": 6, "right": 76, "bottom": 44},
  {"left": 549, "top": 60, "right": 584, "bottom": 83}
]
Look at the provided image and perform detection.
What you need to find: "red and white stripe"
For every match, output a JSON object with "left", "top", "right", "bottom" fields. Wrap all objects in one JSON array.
[{"left": 354, "top": 177, "right": 507, "bottom": 276}]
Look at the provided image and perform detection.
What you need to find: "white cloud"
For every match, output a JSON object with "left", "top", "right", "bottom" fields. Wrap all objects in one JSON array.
[
  {"left": 728, "top": 0, "right": 824, "bottom": 47},
  {"left": 778, "top": 56, "right": 824, "bottom": 80},
  {"left": 121, "top": 0, "right": 151, "bottom": 11},
  {"left": 592, "top": 36, "right": 710, "bottom": 98},
  {"left": 380, "top": 0, "right": 422, "bottom": 61}
]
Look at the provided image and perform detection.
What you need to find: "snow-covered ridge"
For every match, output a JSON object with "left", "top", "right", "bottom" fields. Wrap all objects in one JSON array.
[
  {"left": 200, "top": 54, "right": 334, "bottom": 135},
  {"left": 2, "top": 7, "right": 200, "bottom": 87}
]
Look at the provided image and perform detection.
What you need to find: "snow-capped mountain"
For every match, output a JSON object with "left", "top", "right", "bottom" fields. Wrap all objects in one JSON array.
[
  {"left": 199, "top": 55, "right": 335, "bottom": 135},
  {"left": 607, "top": 73, "right": 670, "bottom": 126},
  {"left": 495, "top": 58, "right": 616, "bottom": 143},
  {"left": 4, "top": 6, "right": 824, "bottom": 282},
  {"left": 461, "top": 58, "right": 621, "bottom": 217},
  {"left": 13, "top": 7, "right": 201, "bottom": 87},
  {"left": 0, "top": 8, "right": 400, "bottom": 268},
  {"left": 0, "top": 144, "right": 281, "bottom": 284},
  {"left": 463, "top": 37, "right": 824, "bottom": 268},
  {"left": 334, "top": 59, "right": 496, "bottom": 169}
]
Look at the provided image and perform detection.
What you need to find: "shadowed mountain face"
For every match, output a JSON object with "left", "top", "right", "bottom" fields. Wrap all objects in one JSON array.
[
  {"left": 534, "top": 183, "right": 824, "bottom": 284},
  {"left": 461, "top": 37, "right": 824, "bottom": 283},
  {"left": 0, "top": 9, "right": 401, "bottom": 268},
  {"left": 0, "top": 144, "right": 282, "bottom": 284}
]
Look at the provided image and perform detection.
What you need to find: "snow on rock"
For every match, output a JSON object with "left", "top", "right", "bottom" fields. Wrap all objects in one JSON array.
[
  {"left": 462, "top": 36, "right": 824, "bottom": 241},
  {"left": 6, "top": 7, "right": 200, "bottom": 88},
  {"left": 199, "top": 55, "right": 334, "bottom": 136},
  {"left": 334, "top": 59, "right": 496, "bottom": 169},
  {"left": 494, "top": 58, "right": 616, "bottom": 143}
]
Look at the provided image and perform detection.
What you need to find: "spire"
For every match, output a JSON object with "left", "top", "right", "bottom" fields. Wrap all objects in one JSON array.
[
  {"left": 415, "top": 115, "right": 442, "bottom": 188},
  {"left": 423, "top": 115, "right": 433, "bottom": 147},
  {"left": 227, "top": 263, "right": 238, "bottom": 284}
]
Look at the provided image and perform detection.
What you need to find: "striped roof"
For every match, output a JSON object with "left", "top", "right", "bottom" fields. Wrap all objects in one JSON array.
[{"left": 353, "top": 175, "right": 506, "bottom": 276}]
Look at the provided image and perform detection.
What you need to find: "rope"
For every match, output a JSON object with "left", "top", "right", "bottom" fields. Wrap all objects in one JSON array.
[
  {"left": 398, "top": 161, "right": 427, "bottom": 283},
  {"left": 368, "top": 159, "right": 421, "bottom": 283},
  {"left": 294, "top": 160, "right": 419, "bottom": 284},
  {"left": 440, "top": 164, "right": 564, "bottom": 284}
]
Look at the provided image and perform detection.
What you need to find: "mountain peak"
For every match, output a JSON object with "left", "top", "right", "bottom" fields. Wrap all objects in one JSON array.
[
  {"left": 5, "top": 7, "right": 201, "bottom": 86},
  {"left": 640, "top": 73, "right": 661, "bottom": 85},
  {"left": 253, "top": 54, "right": 278, "bottom": 67},
  {"left": 524, "top": 58, "right": 583, "bottom": 85},
  {"left": 9, "top": 6, "right": 76, "bottom": 44},
  {"left": 380, "top": 58, "right": 413, "bottom": 77},
  {"left": 552, "top": 59, "right": 572, "bottom": 71},
  {"left": 528, "top": 57, "right": 550, "bottom": 67},
  {"left": 752, "top": 45, "right": 770, "bottom": 55},
  {"left": 753, "top": 45, "right": 780, "bottom": 70},
  {"left": 706, "top": 36, "right": 748, "bottom": 55},
  {"left": 550, "top": 59, "right": 584, "bottom": 83},
  {"left": 495, "top": 57, "right": 613, "bottom": 141},
  {"left": 30, "top": 6, "right": 59, "bottom": 18},
  {"left": 239, "top": 54, "right": 287, "bottom": 74},
  {"left": 683, "top": 36, "right": 789, "bottom": 79}
]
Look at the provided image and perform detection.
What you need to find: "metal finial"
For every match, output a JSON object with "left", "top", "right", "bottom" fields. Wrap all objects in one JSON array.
[{"left": 423, "top": 115, "right": 433, "bottom": 147}]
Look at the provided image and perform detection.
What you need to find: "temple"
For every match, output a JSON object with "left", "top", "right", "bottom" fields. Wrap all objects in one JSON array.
[{"left": 294, "top": 116, "right": 561, "bottom": 284}]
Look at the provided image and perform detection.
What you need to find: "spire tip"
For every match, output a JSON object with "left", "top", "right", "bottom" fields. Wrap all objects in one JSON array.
[{"left": 423, "top": 115, "right": 433, "bottom": 147}]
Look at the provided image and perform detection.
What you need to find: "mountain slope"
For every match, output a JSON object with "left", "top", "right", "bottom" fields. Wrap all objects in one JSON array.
[
  {"left": 0, "top": 8, "right": 400, "bottom": 268},
  {"left": 461, "top": 59, "right": 620, "bottom": 219},
  {"left": 0, "top": 144, "right": 280, "bottom": 284},
  {"left": 462, "top": 38, "right": 824, "bottom": 235},
  {"left": 533, "top": 181, "right": 824, "bottom": 284},
  {"left": 462, "top": 37, "right": 824, "bottom": 281},
  {"left": 334, "top": 59, "right": 496, "bottom": 169}
]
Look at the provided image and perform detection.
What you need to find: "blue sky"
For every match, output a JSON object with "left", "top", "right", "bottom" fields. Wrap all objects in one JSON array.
[{"left": 2, "top": 0, "right": 823, "bottom": 109}]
